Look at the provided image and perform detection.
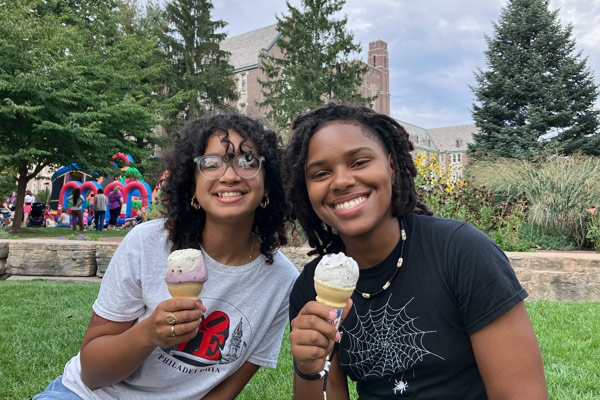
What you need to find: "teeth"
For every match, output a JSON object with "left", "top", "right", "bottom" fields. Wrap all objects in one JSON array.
[
  {"left": 334, "top": 196, "right": 367, "bottom": 210},
  {"left": 218, "top": 192, "right": 242, "bottom": 198}
]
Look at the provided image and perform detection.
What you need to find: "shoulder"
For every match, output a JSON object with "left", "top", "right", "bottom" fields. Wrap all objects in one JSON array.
[
  {"left": 408, "top": 213, "right": 492, "bottom": 248},
  {"left": 129, "top": 218, "right": 165, "bottom": 236},
  {"left": 271, "top": 250, "right": 300, "bottom": 282}
]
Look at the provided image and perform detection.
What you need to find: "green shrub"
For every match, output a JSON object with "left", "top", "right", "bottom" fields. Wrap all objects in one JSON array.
[
  {"left": 415, "top": 153, "right": 534, "bottom": 251},
  {"left": 468, "top": 154, "right": 600, "bottom": 249},
  {"left": 519, "top": 222, "right": 575, "bottom": 250}
]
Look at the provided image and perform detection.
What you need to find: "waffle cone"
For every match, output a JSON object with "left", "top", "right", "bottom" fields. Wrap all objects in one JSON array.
[
  {"left": 167, "top": 282, "right": 205, "bottom": 299},
  {"left": 314, "top": 278, "right": 354, "bottom": 309}
]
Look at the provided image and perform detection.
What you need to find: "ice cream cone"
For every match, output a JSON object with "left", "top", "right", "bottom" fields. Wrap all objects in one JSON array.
[
  {"left": 313, "top": 252, "right": 359, "bottom": 328},
  {"left": 314, "top": 279, "right": 354, "bottom": 309},
  {"left": 165, "top": 249, "right": 208, "bottom": 299},
  {"left": 167, "top": 282, "right": 205, "bottom": 299}
]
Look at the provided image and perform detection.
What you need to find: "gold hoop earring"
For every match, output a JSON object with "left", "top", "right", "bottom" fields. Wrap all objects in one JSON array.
[
  {"left": 260, "top": 195, "right": 269, "bottom": 209},
  {"left": 190, "top": 195, "right": 202, "bottom": 210}
]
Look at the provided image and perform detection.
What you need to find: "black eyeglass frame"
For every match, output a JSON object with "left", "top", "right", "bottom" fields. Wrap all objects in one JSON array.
[{"left": 193, "top": 153, "right": 265, "bottom": 180}]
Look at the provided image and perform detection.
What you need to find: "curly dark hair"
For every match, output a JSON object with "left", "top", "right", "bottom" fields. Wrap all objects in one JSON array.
[
  {"left": 160, "top": 114, "right": 289, "bottom": 264},
  {"left": 282, "top": 102, "right": 431, "bottom": 255}
]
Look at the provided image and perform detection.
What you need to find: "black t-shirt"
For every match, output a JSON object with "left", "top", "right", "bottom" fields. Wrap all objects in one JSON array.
[{"left": 289, "top": 214, "right": 527, "bottom": 399}]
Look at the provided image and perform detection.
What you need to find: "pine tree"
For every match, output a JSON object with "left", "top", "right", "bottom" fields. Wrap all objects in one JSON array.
[
  {"left": 0, "top": 0, "right": 164, "bottom": 231},
  {"left": 259, "top": 0, "right": 374, "bottom": 130},
  {"left": 469, "top": 0, "right": 599, "bottom": 159},
  {"left": 160, "top": 0, "right": 237, "bottom": 131}
]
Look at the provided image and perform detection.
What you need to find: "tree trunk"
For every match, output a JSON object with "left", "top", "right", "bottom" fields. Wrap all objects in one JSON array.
[{"left": 9, "top": 165, "right": 31, "bottom": 233}]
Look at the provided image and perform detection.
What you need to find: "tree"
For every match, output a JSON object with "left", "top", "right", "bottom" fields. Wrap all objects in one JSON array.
[
  {"left": 0, "top": 0, "right": 165, "bottom": 231},
  {"left": 259, "top": 0, "right": 374, "bottom": 130},
  {"left": 469, "top": 0, "right": 599, "bottom": 159},
  {"left": 160, "top": 0, "right": 237, "bottom": 132}
]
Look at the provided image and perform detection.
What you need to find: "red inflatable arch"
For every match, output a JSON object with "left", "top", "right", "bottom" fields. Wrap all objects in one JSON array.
[
  {"left": 122, "top": 181, "right": 149, "bottom": 210},
  {"left": 58, "top": 181, "right": 99, "bottom": 209}
]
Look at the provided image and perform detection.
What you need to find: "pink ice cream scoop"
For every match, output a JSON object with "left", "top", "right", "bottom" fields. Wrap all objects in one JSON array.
[{"left": 165, "top": 249, "right": 208, "bottom": 299}]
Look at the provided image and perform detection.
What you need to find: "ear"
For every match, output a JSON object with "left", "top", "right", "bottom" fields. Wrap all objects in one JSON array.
[{"left": 388, "top": 153, "right": 396, "bottom": 181}]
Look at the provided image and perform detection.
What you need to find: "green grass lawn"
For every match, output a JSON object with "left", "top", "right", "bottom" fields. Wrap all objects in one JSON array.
[
  {"left": 0, "top": 281, "right": 598, "bottom": 399},
  {"left": 0, "top": 226, "right": 129, "bottom": 240}
]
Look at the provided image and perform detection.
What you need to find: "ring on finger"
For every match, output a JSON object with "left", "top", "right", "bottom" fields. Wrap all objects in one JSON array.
[
  {"left": 166, "top": 312, "right": 177, "bottom": 325},
  {"left": 170, "top": 325, "right": 176, "bottom": 337}
]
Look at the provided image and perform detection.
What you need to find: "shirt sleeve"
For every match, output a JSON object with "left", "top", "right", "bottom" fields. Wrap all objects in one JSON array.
[
  {"left": 248, "top": 256, "right": 299, "bottom": 368},
  {"left": 289, "top": 257, "right": 320, "bottom": 325},
  {"left": 446, "top": 223, "right": 527, "bottom": 334},
  {"left": 247, "top": 299, "right": 290, "bottom": 368},
  {"left": 93, "top": 228, "right": 146, "bottom": 322}
]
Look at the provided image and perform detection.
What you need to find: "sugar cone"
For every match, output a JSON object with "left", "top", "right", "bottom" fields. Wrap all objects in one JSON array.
[
  {"left": 167, "top": 282, "right": 205, "bottom": 299},
  {"left": 314, "top": 278, "right": 354, "bottom": 309}
]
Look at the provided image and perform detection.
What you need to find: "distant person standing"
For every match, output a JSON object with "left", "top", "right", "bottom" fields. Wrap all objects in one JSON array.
[
  {"left": 93, "top": 189, "right": 109, "bottom": 231},
  {"left": 67, "top": 188, "right": 85, "bottom": 231},
  {"left": 107, "top": 185, "right": 123, "bottom": 230},
  {"left": 23, "top": 189, "right": 34, "bottom": 225}
]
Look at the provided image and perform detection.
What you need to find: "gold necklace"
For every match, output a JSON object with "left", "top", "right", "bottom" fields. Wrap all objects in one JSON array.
[
  {"left": 355, "top": 218, "right": 406, "bottom": 299},
  {"left": 248, "top": 237, "right": 256, "bottom": 263}
]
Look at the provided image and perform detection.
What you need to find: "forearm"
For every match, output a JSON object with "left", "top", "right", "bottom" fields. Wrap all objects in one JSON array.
[
  {"left": 292, "top": 375, "right": 326, "bottom": 400},
  {"left": 80, "top": 319, "right": 155, "bottom": 390},
  {"left": 292, "top": 375, "right": 350, "bottom": 400}
]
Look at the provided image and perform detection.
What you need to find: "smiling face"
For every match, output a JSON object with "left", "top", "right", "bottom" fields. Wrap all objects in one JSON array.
[
  {"left": 304, "top": 121, "right": 396, "bottom": 241},
  {"left": 194, "top": 129, "right": 266, "bottom": 225}
]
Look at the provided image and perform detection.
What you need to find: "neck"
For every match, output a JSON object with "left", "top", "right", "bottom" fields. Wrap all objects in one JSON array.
[
  {"left": 201, "top": 218, "right": 257, "bottom": 266},
  {"left": 340, "top": 215, "right": 401, "bottom": 269}
]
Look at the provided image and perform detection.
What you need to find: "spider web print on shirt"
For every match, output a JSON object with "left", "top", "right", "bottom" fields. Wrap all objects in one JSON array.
[{"left": 341, "top": 295, "right": 444, "bottom": 380}]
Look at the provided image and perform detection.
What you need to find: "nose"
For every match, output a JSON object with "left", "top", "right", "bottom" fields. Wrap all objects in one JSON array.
[
  {"left": 331, "top": 167, "right": 355, "bottom": 191},
  {"left": 219, "top": 163, "right": 241, "bottom": 185}
]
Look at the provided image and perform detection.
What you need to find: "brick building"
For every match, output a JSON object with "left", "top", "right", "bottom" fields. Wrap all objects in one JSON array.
[
  {"left": 219, "top": 24, "right": 390, "bottom": 118},
  {"left": 400, "top": 120, "right": 478, "bottom": 177}
]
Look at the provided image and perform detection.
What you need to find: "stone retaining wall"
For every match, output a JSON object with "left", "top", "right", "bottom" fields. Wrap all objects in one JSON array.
[{"left": 1, "top": 239, "right": 599, "bottom": 302}]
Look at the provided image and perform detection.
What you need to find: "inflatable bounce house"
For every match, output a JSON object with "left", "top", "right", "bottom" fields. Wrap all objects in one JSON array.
[{"left": 49, "top": 153, "right": 154, "bottom": 226}]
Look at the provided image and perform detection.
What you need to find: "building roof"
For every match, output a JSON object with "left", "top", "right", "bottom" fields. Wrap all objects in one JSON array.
[
  {"left": 426, "top": 124, "right": 478, "bottom": 152},
  {"left": 397, "top": 120, "right": 438, "bottom": 152},
  {"left": 220, "top": 24, "right": 280, "bottom": 71}
]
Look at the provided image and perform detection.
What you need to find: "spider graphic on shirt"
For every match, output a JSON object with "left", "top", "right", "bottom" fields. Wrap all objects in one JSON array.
[{"left": 393, "top": 379, "right": 409, "bottom": 394}]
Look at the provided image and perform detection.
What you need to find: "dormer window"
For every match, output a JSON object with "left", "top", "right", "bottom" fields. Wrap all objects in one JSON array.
[{"left": 455, "top": 139, "right": 462, "bottom": 147}]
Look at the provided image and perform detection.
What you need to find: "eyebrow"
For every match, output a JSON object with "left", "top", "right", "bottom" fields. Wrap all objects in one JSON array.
[{"left": 305, "top": 146, "right": 374, "bottom": 171}]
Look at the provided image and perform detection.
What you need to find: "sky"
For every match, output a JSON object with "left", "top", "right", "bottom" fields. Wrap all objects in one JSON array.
[{"left": 204, "top": 0, "right": 600, "bottom": 129}]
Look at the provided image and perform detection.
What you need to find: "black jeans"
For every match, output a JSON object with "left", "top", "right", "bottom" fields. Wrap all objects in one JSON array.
[{"left": 108, "top": 207, "right": 120, "bottom": 226}]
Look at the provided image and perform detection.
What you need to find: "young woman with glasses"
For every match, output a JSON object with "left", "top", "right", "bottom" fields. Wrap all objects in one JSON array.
[{"left": 34, "top": 114, "right": 299, "bottom": 400}]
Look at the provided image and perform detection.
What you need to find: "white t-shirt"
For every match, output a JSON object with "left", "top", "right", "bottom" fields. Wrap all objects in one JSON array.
[{"left": 62, "top": 219, "right": 298, "bottom": 399}]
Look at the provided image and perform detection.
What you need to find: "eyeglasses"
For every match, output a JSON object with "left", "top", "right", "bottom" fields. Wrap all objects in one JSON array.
[{"left": 194, "top": 153, "right": 265, "bottom": 180}]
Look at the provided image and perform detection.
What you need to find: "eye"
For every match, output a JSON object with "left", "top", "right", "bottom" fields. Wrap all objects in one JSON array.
[
  {"left": 201, "top": 157, "right": 221, "bottom": 170},
  {"left": 310, "top": 170, "right": 330, "bottom": 180},
  {"left": 352, "top": 158, "right": 371, "bottom": 168},
  {"left": 236, "top": 155, "right": 259, "bottom": 169}
]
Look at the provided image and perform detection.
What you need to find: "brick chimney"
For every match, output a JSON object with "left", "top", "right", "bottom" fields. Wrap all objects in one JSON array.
[{"left": 368, "top": 40, "right": 390, "bottom": 116}]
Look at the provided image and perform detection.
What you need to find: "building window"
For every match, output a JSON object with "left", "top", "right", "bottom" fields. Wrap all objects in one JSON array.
[
  {"left": 239, "top": 104, "right": 246, "bottom": 115},
  {"left": 373, "top": 55, "right": 376, "bottom": 67},
  {"left": 455, "top": 139, "right": 462, "bottom": 147},
  {"left": 452, "top": 153, "right": 462, "bottom": 163},
  {"left": 240, "top": 73, "right": 247, "bottom": 92}
]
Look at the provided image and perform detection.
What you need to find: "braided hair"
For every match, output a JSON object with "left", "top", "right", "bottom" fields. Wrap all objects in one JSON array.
[
  {"left": 160, "top": 114, "right": 289, "bottom": 264},
  {"left": 282, "top": 102, "right": 431, "bottom": 256}
]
